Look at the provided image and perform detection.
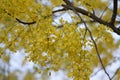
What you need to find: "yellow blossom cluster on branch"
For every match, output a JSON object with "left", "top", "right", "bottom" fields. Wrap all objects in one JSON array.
[{"left": 0, "top": 0, "right": 120, "bottom": 80}]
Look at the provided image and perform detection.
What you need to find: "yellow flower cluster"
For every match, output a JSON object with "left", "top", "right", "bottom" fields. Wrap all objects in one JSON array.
[{"left": 0, "top": 0, "right": 119, "bottom": 80}]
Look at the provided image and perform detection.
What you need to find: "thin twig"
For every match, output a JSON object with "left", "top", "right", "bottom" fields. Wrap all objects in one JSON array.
[
  {"left": 91, "top": 59, "right": 117, "bottom": 77},
  {"left": 3, "top": 9, "right": 36, "bottom": 25},
  {"left": 16, "top": 18, "right": 36, "bottom": 25},
  {"left": 83, "top": 28, "right": 87, "bottom": 40},
  {"left": 62, "top": 0, "right": 112, "bottom": 80},
  {"left": 100, "top": 4, "right": 110, "bottom": 18},
  {"left": 78, "top": 13, "right": 112, "bottom": 80},
  {"left": 52, "top": 8, "right": 67, "bottom": 14}
]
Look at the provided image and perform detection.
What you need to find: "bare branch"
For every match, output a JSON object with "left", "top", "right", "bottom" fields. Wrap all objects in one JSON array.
[
  {"left": 110, "top": 0, "right": 118, "bottom": 24},
  {"left": 3, "top": 0, "right": 120, "bottom": 35},
  {"left": 63, "top": 0, "right": 73, "bottom": 6},
  {"left": 91, "top": 59, "right": 117, "bottom": 77},
  {"left": 83, "top": 28, "right": 87, "bottom": 40},
  {"left": 62, "top": 1, "right": 120, "bottom": 35},
  {"left": 15, "top": 8, "right": 66, "bottom": 25},
  {"left": 16, "top": 18, "right": 36, "bottom": 25},
  {"left": 62, "top": 4, "right": 109, "bottom": 26},
  {"left": 3, "top": 9, "right": 36, "bottom": 25},
  {"left": 62, "top": 0, "right": 112, "bottom": 80},
  {"left": 78, "top": 15, "right": 112, "bottom": 80},
  {"left": 100, "top": 4, "right": 110, "bottom": 18},
  {"left": 77, "top": 20, "right": 120, "bottom": 25},
  {"left": 52, "top": 8, "right": 67, "bottom": 14}
]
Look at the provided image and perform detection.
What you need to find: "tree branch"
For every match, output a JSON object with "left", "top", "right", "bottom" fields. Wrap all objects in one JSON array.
[
  {"left": 3, "top": 9, "right": 36, "bottom": 25},
  {"left": 100, "top": 3, "right": 111, "bottom": 18},
  {"left": 110, "top": 0, "right": 118, "bottom": 24},
  {"left": 77, "top": 20, "right": 120, "bottom": 25},
  {"left": 91, "top": 59, "right": 117, "bottom": 77},
  {"left": 16, "top": 18, "right": 36, "bottom": 25},
  {"left": 62, "top": 0, "right": 112, "bottom": 80},
  {"left": 77, "top": 13, "right": 112, "bottom": 80},
  {"left": 63, "top": 0, "right": 73, "bottom": 6},
  {"left": 62, "top": 4, "right": 109, "bottom": 26},
  {"left": 16, "top": 8, "right": 67, "bottom": 25},
  {"left": 4, "top": 0, "right": 120, "bottom": 35},
  {"left": 61, "top": 1, "right": 120, "bottom": 35},
  {"left": 52, "top": 8, "right": 67, "bottom": 14}
]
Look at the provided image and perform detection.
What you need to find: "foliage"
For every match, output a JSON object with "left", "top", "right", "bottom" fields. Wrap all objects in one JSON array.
[
  {"left": 0, "top": 0, "right": 120, "bottom": 80},
  {"left": 23, "top": 71, "right": 36, "bottom": 80}
]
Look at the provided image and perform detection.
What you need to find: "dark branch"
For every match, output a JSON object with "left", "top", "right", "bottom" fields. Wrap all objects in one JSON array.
[
  {"left": 63, "top": 0, "right": 73, "bottom": 6},
  {"left": 16, "top": 18, "right": 36, "bottom": 25},
  {"left": 77, "top": 14, "right": 112, "bottom": 80},
  {"left": 91, "top": 59, "right": 117, "bottom": 77},
  {"left": 52, "top": 8, "right": 67, "bottom": 14},
  {"left": 62, "top": 4, "right": 109, "bottom": 26},
  {"left": 16, "top": 8, "right": 67, "bottom": 25},
  {"left": 83, "top": 29, "right": 87, "bottom": 40},
  {"left": 79, "top": 20, "right": 120, "bottom": 24},
  {"left": 61, "top": 2, "right": 120, "bottom": 35},
  {"left": 100, "top": 4, "right": 110, "bottom": 18},
  {"left": 3, "top": 9, "right": 36, "bottom": 25},
  {"left": 110, "top": 0, "right": 118, "bottom": 24},
  {"left": 3, "top": 0, "right": 120, "bottom": 35},
  {"left": 63, "top": 0, "right": 112, "bottom": 79}
]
